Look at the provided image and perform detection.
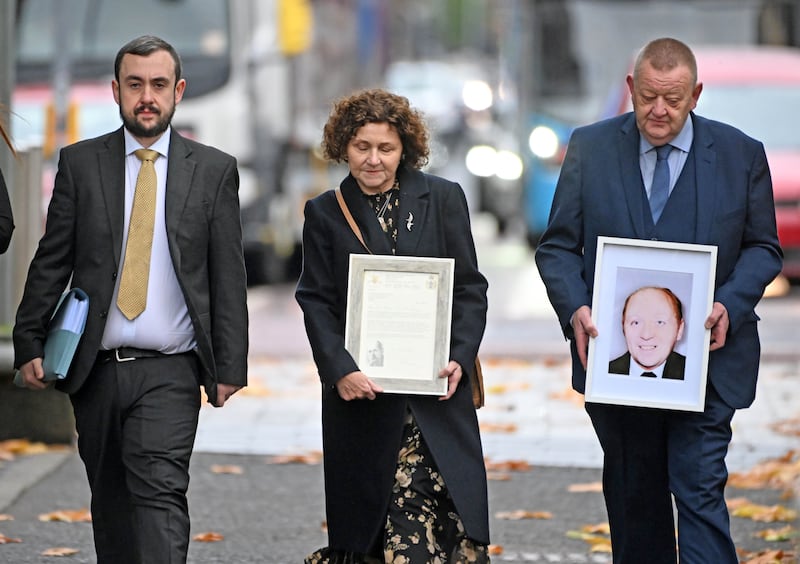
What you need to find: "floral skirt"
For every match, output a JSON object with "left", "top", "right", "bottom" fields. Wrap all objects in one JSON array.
[{"left": 306, "top": 417, "right": 490, "bottom": 564}]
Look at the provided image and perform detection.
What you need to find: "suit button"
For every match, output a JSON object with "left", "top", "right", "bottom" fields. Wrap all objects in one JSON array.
[
  {"left": 112, "top": 272, "right": 117, "bottom": 280},
  {"left": 100, "top": 311, "right": 108, "bottom": 318}
]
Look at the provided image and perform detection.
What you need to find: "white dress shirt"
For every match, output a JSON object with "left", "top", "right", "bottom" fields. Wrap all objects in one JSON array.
[{"left": 101, "top": 127, "right": 195, "bottom": 353}]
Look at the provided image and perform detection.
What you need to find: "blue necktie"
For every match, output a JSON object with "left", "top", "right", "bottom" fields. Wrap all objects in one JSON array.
[{"left": 649, "top": 144, "right": 673, "bottom": 223}]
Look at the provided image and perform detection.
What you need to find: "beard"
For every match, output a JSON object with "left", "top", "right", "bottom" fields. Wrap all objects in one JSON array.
[{"left": 121, "top": 103, "right": 176, "bottom": 139}]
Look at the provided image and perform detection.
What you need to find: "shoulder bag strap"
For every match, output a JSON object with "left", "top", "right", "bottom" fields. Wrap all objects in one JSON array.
[{"left": 335, "top": 187, "right": 372, "bottom": 254}]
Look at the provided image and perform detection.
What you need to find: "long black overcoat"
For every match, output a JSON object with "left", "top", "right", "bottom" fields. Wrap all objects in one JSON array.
[{"left": 295, "top": 167, "right": 489, "bottom": 552}]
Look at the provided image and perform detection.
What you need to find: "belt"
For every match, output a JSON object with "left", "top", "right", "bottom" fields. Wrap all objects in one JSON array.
[{"left": 98, "top": 347, "right": 186, "bottom": 363}]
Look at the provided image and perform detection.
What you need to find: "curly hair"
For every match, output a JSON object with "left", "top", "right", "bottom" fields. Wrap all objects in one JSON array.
[{"left": 321, "top": 89, "right": 429, "bottom": 170}]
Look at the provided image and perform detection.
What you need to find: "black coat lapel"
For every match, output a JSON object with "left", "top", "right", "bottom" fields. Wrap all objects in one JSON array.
[
  {"left": 395, "top": 167, "right": 429, "bottom": 256},
  {"left": 165, "top": 133, "right": 196, "bottom": 267},
  {"left": 340, "top": 175, "right": 393, "bottom": 255},
  {"left": 98, "top": 128, "right": 126, "bottom": 267}
]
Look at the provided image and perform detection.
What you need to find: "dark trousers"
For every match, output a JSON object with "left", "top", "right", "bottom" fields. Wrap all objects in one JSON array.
[
  {"left": 70, "top": 352, "right": 201, "bottom": 564},
  {"left": 585, "top": 385, "right": 737, "bottom": 564}
]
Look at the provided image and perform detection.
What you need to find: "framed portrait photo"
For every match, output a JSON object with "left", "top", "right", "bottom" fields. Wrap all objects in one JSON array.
[
  {"left": 585, "top": 237, "right": 717, "bottom": 412},
  {"left": 344, "top": 254, "right": 454, "bottom": 396}
]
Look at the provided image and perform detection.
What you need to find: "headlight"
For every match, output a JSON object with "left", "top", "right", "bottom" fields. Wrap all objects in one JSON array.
[
  {"left": 465, "top": 146, "right": 523, "bottom": 180},
  {"left": 494, "top": 150, "right": 523, "bottom": 181},
  {"left": 528, "top": 125, "right": 559, "bottom": 159},
  {"left": 465, "top": 145, "right": 497, "bottom": 177},
  {"left": 462, "top": 80, "right": 493, "bottom": 112}
]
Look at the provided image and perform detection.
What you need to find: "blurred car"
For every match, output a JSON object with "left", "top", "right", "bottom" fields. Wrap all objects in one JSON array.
[
  {"left": 605, "top": 45, "right": 800, "bottom": 281},
  {"left": 521, "top": 112, "right": 575, "bottom": 247}
]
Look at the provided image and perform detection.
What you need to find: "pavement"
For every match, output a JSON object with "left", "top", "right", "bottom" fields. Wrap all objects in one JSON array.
[{"left": 1, "top": 243, "right": 799, "bottom": 562}]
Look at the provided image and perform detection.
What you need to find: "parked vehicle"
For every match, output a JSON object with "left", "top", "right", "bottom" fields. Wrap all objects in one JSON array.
[
  {"left": 521, "top": 112, "right": 574, "bottom": 247},
  {"left": 605, "top": 45, "right": 800, "bottom": 281}
]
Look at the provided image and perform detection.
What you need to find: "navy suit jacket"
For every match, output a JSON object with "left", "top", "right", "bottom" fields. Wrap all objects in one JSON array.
[
  {"left": 13, "top": 128, "right": 248, "bottom": 405},
  {"left": 536, "top": 112, "right": 782, "bottom": 409}
]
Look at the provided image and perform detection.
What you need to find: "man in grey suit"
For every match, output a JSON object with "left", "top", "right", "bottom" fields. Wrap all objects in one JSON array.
[
  {"left": 13, "top": 36, "right": 248, "bottom": 564},
  {"left": 536, "top": 38, "right": 782, "bottom": 563}
]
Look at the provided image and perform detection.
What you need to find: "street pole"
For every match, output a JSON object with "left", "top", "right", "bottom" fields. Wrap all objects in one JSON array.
[{"left": 0, "top": 0, "right": 16, "bottom": 331}]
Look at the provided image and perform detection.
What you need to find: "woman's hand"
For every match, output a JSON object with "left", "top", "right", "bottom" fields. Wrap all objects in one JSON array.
[
  {"left": 438, "top": 360, "right": 463, "bottom": 401},
  {"left": 335, "top": 371, "right": 383, "bottom": 400}
]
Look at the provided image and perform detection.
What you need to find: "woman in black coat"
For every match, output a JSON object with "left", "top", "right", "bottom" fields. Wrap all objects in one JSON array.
[
  {"left": 296, "top": 89, "right": 490, "bottom": 563},
  {"left": 0, "top": 115, "right": 15, "bottom": 254}
]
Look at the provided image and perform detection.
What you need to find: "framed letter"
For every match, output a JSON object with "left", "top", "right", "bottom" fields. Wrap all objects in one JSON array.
[{"left": 345, "top": 255, "right": 454, "bottom": 395}]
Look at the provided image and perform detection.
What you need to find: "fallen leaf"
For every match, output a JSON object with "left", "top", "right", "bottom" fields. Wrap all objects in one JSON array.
[
  {"left": 581, "top": 522, "right": 611, "bottom": 535},
  {"left": 192, "top": 531, "right": 224, "bottom": 542},
  {"left": 568, "top": 481, "right": 603, "bottom": 493},
  {"left": 730, "top": 502, "right": 797, "bottom": 523},
  {"left": 729, "top": 451, "right": 800, "bottom": 491},
  {"left": 548, "top": 387, "right": 584, "bottom": 405},
  {"left": 486, "top": 472, "right": 512, "bottom": 481},
  {"left": 41, "top": 547, "right": 80, "bottom": 556},
  {"left": 488, "top": 544, "right": 504, "bottom": 555},
  {"left": 740, "top": 549, "right": 797, "bottom": 564},
  {"left": 770, "top": 419, "right": 800, "bottom": 438},
  {"left": 0, "top": 514, "right": 14, "bottom": 521},
  {"left": 238, "top": 382, "right": 272, "bottom": 398},
  {"left": 38, "top": 508, "right": 92, "bottom": 523},
  {"left": 565, "top": 530, "right": 613, "bottom": 552},
  {"left": 484, "top": 459, "right": 532, "bottom": 472},
  {"left": 482, "top": 358, "right": 533, "bottom": 369},
  {"left": 486, "top": 382, "right": 531, "bottom": 395},
  {"left": 495, "top": 510, "right": 553, "bottom": 520},
  {"left": 541, "top": 356, "right": 565, "bottom": 368},
  {"left": 210, "top": 464, "right": 244, "bottom": 475},
  {"left": 0, "top": 533, "right": 22, "bottom": 544},
  {"left": 755, "top": 525, "right": 797, "bottom": 542},
  {"left": 478, "top": 422, "right": 518, "bottom": 433},
  {"left": 268, "top": 451, "right": 323, "bottom": 465}
]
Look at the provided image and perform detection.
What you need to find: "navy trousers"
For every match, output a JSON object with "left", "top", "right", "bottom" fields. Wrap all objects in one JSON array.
[{"left": 586, "top": 384, "right": 737, "bottom": 564}]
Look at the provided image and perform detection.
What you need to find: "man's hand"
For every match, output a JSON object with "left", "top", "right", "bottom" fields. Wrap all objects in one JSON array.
[
  {"left": 335, "top": 371, "right": 383, "bottom": 401},
  {"left": 17, "top": 358, "right": 48, "bottom": 390},
  {"left": 438, "top": 360, "right": 463, "bottom": 401},
  {"left": 705, "top": 301, "right": 729, "bottom": 351},
  {"left": 213, "top": 383, "right": 243, "bottom": 407},
  {"left": 572, "top": 305, "right": 598, "bottom": 371}
]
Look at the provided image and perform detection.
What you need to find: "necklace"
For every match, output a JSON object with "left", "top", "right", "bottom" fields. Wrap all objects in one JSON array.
[{"left": 377, "top": 194, "right": 391, "bottom": 232}]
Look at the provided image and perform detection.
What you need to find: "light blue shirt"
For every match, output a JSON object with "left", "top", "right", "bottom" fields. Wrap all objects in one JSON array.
[
  {"left": 639, "top": 116, "right": 694, "bottom": 200},
  {"left": 102, "top": 127, "right": 195, "bottom": 353}
]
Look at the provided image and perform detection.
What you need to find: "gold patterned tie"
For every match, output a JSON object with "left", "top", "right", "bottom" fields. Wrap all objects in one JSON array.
[{"left": 117, "top": 149, "right": 158, "bottom": 320}]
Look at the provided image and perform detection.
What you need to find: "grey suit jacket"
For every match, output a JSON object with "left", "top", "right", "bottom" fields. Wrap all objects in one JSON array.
[
  {"left": 13, "top": 128, "right": 248, "bottom": 405},
  {"left": 536, "top": 112, "right": 782, "bottom": 409}
]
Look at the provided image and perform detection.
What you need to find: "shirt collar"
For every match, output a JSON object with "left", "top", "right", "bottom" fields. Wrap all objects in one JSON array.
[
  {"left": 631, "top": 358, "right": 666, "bottom": 378},
  {"left": 638, "top": 114, "right": 694, "bottom": 156},
  {"left": 123, "top": 126, "right": 171, "bottom": 159}
]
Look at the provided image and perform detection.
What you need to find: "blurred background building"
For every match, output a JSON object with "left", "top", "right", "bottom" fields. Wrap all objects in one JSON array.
[{"left": 1, "top": 0, "right": 799, "bottom": 304}]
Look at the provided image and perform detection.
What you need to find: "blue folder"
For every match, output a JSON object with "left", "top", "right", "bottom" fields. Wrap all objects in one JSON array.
[{"left": 14, "top": 288, "right": 90, "bottom": 387}]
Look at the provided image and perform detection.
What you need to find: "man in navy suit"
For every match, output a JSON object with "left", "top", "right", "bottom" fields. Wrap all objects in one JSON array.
[
  {"left": 608, "top": 286, "right": 686, "bottom": 380},
  {"left": 536, "top": 38, "right": 782, "bottom": 563}
]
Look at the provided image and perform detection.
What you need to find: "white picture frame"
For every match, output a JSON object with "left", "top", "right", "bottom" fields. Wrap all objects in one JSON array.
[
  {"left": 344, "top": 254, "right": 454, "bottom": 396},
  {"left": 585, "top": 237, "right": 717, "bottom": 412}
]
